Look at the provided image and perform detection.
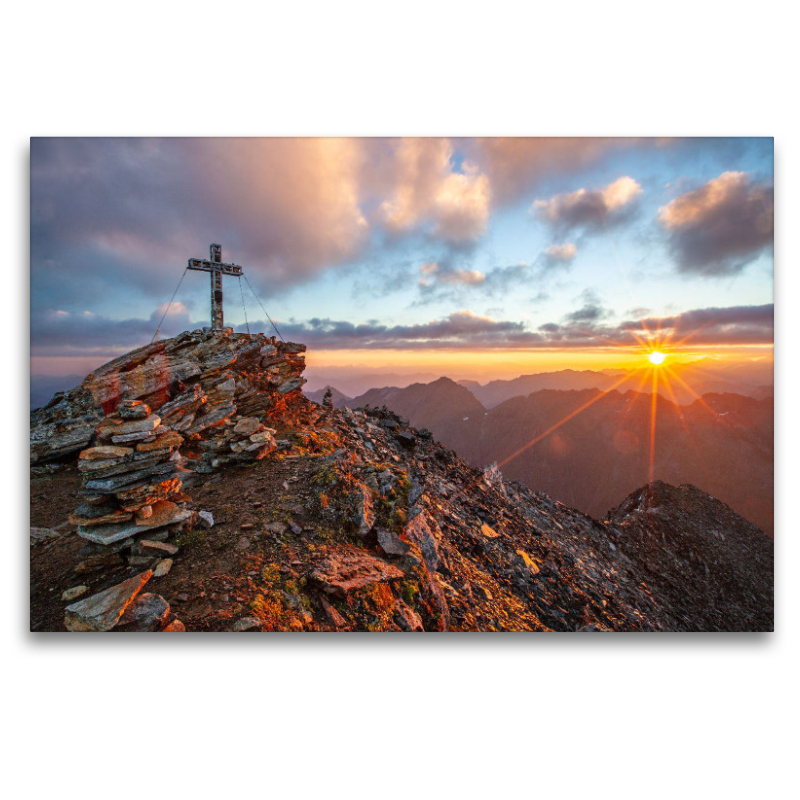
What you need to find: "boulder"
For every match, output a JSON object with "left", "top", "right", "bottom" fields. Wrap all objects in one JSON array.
[
  {"left": 404, "top": 511, "right": 440, "bottom": 571},
  {"left": 64, "top": 570, "right": 152, "bottom": 631},
  {"left": 135, "top": 499, "right": 179, "bottom": 528},
  {"left": 232, "top": 617, "right": 263, "bottom": 631},
  {"left": 79, "top": 445, "right": 133, "bottom": 460},
  {"left": 139, "top": 539, "right": 179, "bottom": 555},
  {"left": 30, "top": 526, "right": 62, "bottom": 541},
  {"left": 394, "top": 600, "right": 424, "bottom": 632},
  {"left": 480, "top": 523, "right": 499, "bottom": 538},
  {"left": 320, "top": 596, "right": 347, "bottom": 628},
  {"left": 153, "top": 558, "right": 173, "bottom": 577},
  {"left": 233, "top": 417, "right": 263, "bottom": 436},
  {"left": 136, "top": 431, "right": 184, "bottom": 452},
  {"left": 312, "top": 546, "right": 405, "bottom": 596},
  {"left": 352, "top": 483, "right": 375, "bottom": 537},
  {"left": 61, "top": 585, "right": 89, "bottom": 602},
  {"left": 78, "top": 508, "right": 192, "bottom": 545},
  {"left": 196, "top": 510, "right": 214, "bottom": 529},
  {"left": 377, "top": 528, "right": 411, "bottom": 557},
  {"left": 116, "top": 592, "right": 171, "bottom": 632},
  {"left": 74, "top": 552, "right": 125, "bottom": 573}
]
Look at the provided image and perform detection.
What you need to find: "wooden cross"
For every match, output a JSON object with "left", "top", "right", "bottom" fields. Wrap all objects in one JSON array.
[{"left": 187, "top": 244, "right": 243, "bottom": 331}]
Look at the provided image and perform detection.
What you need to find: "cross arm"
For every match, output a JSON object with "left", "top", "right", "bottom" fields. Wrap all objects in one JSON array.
[{"left": 187, "top": 258, "right": 243, "bottom": 276}]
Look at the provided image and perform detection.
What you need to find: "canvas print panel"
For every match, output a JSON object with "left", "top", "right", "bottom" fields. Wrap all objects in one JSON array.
[{"left": 30, "top": 137, "right": 774, "bottom": 632}]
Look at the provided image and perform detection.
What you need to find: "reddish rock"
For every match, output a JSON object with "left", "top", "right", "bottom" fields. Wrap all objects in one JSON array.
[{"left": 312, "top": 546, "right": 404, "bottom": 596}]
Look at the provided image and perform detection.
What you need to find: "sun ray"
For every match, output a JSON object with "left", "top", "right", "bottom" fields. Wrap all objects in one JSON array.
[
  {"left": 649, "top": 366, "right": 658, "bottom": 491},
  {"left": 659, "top": 368, "right": 709, "bottom": 473},
  {"left": 663, "top": 365, "right": 722, "bottom": 420},
  {"left": 496, "top": 373, "right": 632, "bottom": 471}
]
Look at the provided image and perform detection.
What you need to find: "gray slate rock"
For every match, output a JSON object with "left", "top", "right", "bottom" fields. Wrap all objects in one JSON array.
[
  {"left": 377, "top": 528, "right": 411, "bottom": 557},
  {"left": 116, "top": 592, "right": 171, "bottom": 631},
  {"left": 64, "top": 570, "right": 153, "bottom": 631}
]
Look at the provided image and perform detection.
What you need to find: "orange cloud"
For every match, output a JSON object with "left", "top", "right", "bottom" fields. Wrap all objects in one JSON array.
[
  {"left": 544, "top": 243, "right": 577, "bottom": 262},
  {"left": 380, "top": 139, "right": 490, "bottom": 244},
  {"left": 417, "top": 261, "right": 485, "bottom": 288},
  {"left": 532, "top": 176, "right": 642, "bottom": 229}
]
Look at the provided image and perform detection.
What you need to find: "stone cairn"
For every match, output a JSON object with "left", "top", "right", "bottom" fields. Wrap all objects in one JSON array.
[
  {"left": 31, "top": 328, "right": 316, "bottom": 631},
  {"left": 31, "top": 328, "right": 311, "bottom": 470},
  {"left": 70, "top": 398, "right": 193, "bottom": 555}
]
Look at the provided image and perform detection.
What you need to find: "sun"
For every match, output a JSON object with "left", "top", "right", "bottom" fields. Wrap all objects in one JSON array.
[{"left": 648, "top": 350, "right": 667, "bottom": 366}]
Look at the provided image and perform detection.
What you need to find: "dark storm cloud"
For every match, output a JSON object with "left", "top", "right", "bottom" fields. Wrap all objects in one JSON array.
[{"left": 658, "top": 171, "right": 774, "bottom": 276}]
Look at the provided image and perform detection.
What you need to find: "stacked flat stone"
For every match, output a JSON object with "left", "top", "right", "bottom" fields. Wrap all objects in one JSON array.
[
  {"left": 71, "top": 399, "right": 192, "bottom": 549},
  {"left": 31, "top": 328, "right": 313, "bottom": 469},
  {"left": 194, "top": 415, "right": 278, "bottom": 470}
]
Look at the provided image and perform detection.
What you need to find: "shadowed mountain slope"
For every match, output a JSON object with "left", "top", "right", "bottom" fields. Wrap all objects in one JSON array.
[{"left": 345, "top": 380, "right": 773, "bottom": 536}]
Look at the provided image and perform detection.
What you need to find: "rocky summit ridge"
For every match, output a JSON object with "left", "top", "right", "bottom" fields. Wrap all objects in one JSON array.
[{"left": 30, "top": 330, "right": 773, "bottom": 632}]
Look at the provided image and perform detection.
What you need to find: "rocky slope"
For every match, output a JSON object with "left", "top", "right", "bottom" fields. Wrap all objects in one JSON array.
[
  {"left": 606, "top": 482, "right": 773, "bottom": 631},
  {"left": 29, "top": 332, "right": 774, "bottom": 633},
  {"left": 347, "top": 381, "right": 773, "bottom": 536}
]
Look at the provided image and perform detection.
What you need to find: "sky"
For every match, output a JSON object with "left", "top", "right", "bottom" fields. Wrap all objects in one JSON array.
[{"left": 30, "top": 137, "right": 774, "bottom": 385}]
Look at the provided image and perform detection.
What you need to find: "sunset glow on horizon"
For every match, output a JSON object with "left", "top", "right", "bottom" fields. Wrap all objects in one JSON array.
[{"left": 31, "top": 137, "right": 773, "bottom": 399}]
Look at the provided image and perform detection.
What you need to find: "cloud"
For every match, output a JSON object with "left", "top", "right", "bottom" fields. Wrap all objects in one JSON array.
[
  {"left": 632, "top": 304, "right": 774, "bottom": 346},
  {"left": 31, "top": 304, "right": 194, "bottom": 358},
  {"left": 31, "top": 301, "right": 773, "bottom": 367},
  {"left": 418, "top": 261, "right": 439, "bottom": 287},
  {"left": 418, "top": 261, "right": 485, "bottom": 288},
  {"left": 544, "top": 243, "right": 577, "bottom": 261},
  {"left": 467, "top": 138, "right": 643, "bottom": 203},
  {"left": 657, "top": 171, "right": 774, "bottom": 276},
  {"left": 532, "top": 176, "right": 643, "bottom": 232},
  {"left": 564, "top": 303, "right": 608, "bottom": 324},
  {"left": 441, "top": 269, "right": 485, "bottom": 285},
  {"left": 274, "top": 309, "right": 540, "bottom": 350},
  {"left": 541, "top": 242, "right": 578, "bottom": 270},
  {"left": 31, "top": 137, "right": 501, "bottom": 320},
  {"left": 379, "top": 139, "right": 491, "bottom": 245},
  {"left": 562, "top": 290, "right": 611, "bottom": 325},
  {"left": 30, "top": 138, "right": 373, "bottom": 311},
  {"left": 540, "top": 303, "right": 773, "bottom": 348}
]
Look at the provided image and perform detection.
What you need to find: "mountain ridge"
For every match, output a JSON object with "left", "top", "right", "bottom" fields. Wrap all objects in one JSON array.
[
  {"left": 306, "top": 378, "right": 773, "bottom": 536},
  {"left": 30, "top": 330, "right": 773, "bottom": 632}
]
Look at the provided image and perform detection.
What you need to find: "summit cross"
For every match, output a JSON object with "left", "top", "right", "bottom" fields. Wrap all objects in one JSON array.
[{"left": 187, "top": 244, "right": 244, "bottom": 331}]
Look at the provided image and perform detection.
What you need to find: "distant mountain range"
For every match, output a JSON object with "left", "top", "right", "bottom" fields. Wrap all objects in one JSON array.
[
  {"left": 305, "top": 385, "right": 355, "bottom": 408},
  {"left": 459, "top": 363, "right": 772, "bottom": 408},
  {"left": 305, "top": 374, "right": 773, "bottom": 536}
]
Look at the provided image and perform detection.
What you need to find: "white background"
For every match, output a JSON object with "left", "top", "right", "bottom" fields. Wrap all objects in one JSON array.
[{"left": 4, "top": 2, "right": 796, "bottom": 798}]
